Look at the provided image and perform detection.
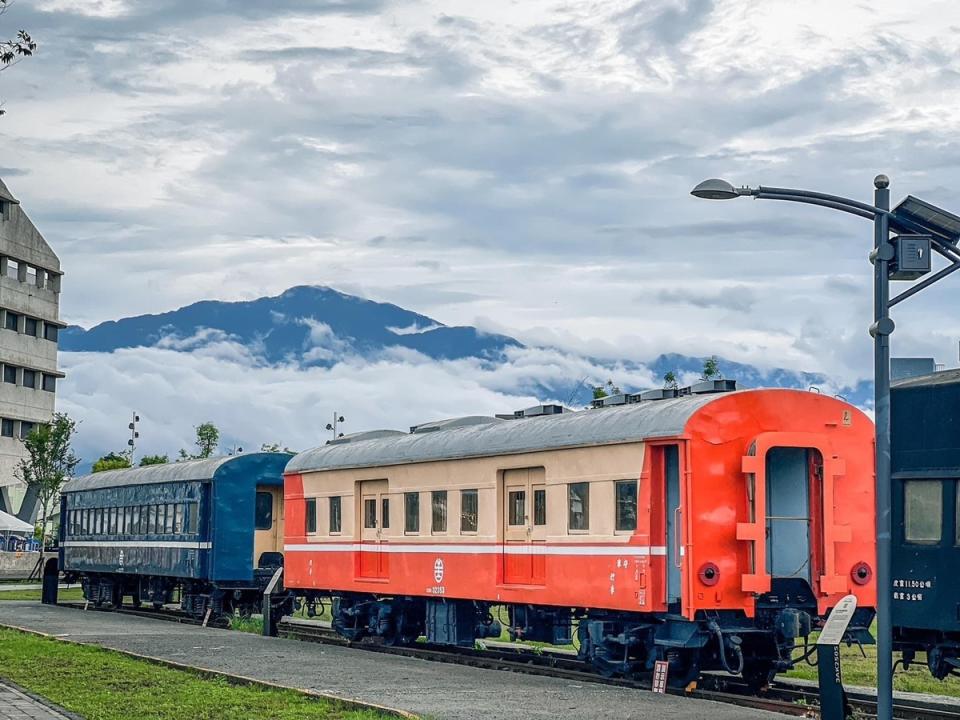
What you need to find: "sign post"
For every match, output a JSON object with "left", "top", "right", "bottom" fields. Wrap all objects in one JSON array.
[{"left": 817, "top": 594, "right": 858, "bottom": 720}]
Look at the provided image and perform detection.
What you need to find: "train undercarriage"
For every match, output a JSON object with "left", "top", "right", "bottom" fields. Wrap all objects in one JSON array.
[
  {"left": 67, "top": 570, "right": 278, "bottom": 622},
  {"left": 306, "top": 579, "right": 875, "bottom": 689},
  {"left": 897, "top": 633, "right": 960, "bottom": 679}
]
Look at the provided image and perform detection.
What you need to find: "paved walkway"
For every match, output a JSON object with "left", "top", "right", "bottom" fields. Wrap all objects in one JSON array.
[
  {"left": 0, "top": 585, "right": 75, "bottom": 592},
  {"left": 0, "top": 601, "right": 788, "bottom": 720},
  {"left": 0, "top": 681, "right": 76, "bottom": 720}
]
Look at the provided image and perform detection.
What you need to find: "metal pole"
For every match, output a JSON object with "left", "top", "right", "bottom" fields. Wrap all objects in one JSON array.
[{"left": 871, "top": 174, "right": 893, "bottom": 720}]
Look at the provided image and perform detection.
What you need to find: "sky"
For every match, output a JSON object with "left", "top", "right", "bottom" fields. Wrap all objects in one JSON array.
[{"left": 1, "top": 0, "right": 960, "bottom": 459}]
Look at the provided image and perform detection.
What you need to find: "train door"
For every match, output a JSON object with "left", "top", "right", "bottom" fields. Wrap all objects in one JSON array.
[
  {"left": 765, "top": 448, "right": 811, "bottom": 581},
  {"left": 358, "top": 480, "right": 389, "bottom": 579},
  {"left": 502, "top": 468, "right": 546, "bottom": 585},
  {"left": 664, "top": 445, "right": 682, "bottom": 607},
  {"left": 253, "top": 486, "right": 281, "bottom": 567}
]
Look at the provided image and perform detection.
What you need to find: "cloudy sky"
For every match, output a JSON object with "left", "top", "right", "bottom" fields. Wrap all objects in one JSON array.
[{"left": 2, "top": 0, "right": 959, "bottom": 458}]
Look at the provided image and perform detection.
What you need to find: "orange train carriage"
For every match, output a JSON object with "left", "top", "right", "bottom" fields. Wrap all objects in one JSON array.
[{"left": 281, "top": 385, "right": 877, "bottom": 686}]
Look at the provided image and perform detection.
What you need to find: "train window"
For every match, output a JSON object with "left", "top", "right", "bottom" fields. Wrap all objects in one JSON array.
[
  {"left": 109, "top": 507, "right": 118, "bottom": 535},
  {"left": 382, "top": 498, "right": 390, "bottom": 529},
  {"left": 82, "top": 509, "right": 90, "bottom": 534},
  {"left": 568, "top": 482, "right": 589, "bottom": 532},
  {"left": 432, "top": 491, "right": 448, "bottom": 533},
  {"left": 124, "top": 507, "right": 133, "bottom": 535},
  {"left": 905, "top": 480, "right": 942, "bottom": 544},
  {"left": 148, "top": 505, "right": 157, "bottom": 534},
  {"left": 139, "top": 505, "right": 148, "bottom": 534},
  {"left": 534, "top": 489, "right": 546, "bottom": 526},
  {"left": 174, "top": 504, "right": 184, "bottom": 534},
  {"left": 615, "top": 480, "right": 638, "bottom": 532},
  {"left": 255, "top": 492, "right": 273, "bottom": 530},
  {"left": 508, "top": 491, "right": 525, "bottom": 526},
  {"left": 188, "top": 503, "right": 199, "bottom": 535},
  {"left": 460, "top": 489, "right": 478, "bottom": 533},
  {"left": 405, "top": 492, "right": 420, "bottom": 533},
  {"left": 329, "top": 497, "right": 342, "bottom": 534},
  {"left": 165, "top": 504, "right": 175, "bottom": 533},
  {"left": 364, "top": 498, "right": 377, "bottom": 529},
  {"left": 305, "top": 498, "right": 317, "bottom": 534},
  {"left": 131, "top": 506, "right": 140, "bottom": 535}
]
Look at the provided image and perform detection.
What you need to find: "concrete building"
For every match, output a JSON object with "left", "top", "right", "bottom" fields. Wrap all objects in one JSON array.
[{"left": 0, "top": 178, "right": 63, "bottom": 520}]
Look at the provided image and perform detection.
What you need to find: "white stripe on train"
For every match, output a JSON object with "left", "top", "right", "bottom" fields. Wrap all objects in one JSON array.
[{"left": 283, "top": 543, "right": 667, "bottom": 556}]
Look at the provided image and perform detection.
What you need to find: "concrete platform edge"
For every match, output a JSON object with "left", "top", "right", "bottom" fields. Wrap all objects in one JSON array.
[
  {"left": 0, "top": 677, "right": 85, "bottom": 720},
  {"left": 0, "top": 620, "right": 418, "bottom": 719}
]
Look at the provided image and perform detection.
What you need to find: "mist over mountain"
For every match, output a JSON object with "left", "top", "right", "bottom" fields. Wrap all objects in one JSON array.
[{"left": 61, "top": 285, "right": 872, "bottom": 408}]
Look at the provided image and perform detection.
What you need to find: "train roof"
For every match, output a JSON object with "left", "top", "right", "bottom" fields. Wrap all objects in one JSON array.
[
  {"left": 288, "top": 391, "right": 742, "bottom": 474},
  {"left": 892, "top": 367, "right": 960, "bottom": 389},
  {"left": 63, "top": 452, "right": 291, "bottom": 493}
]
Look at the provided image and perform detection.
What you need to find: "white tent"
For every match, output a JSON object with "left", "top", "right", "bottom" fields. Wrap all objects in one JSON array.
[{"left": 0, "top": 509, "right": 33, "bottom": 533}]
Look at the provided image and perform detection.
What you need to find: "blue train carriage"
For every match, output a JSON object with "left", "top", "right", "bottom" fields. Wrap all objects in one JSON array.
[
  {"left": 891, "top": 368, "right": 960, "bottom": 678},
  {"left": 58, "top": 453, "right": 291, "bottom": 620}
]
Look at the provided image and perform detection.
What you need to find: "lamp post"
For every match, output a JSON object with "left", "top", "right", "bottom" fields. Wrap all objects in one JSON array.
[{"left": 691, "top": 175, "right": 960, "bottom": 720}]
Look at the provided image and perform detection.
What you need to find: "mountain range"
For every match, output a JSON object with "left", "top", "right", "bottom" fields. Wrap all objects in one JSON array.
[{"left": 61, "top": 285, "right": 873, "bottom": 407}]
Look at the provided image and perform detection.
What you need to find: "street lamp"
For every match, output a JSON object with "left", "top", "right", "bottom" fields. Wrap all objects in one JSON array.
[{"left": 692, "top": 175, "right": 960, "bottom": 720}]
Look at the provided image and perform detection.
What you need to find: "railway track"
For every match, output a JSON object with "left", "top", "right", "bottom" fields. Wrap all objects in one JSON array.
[{"left": 55, "top": 602, "right": 960, "bottom": 720}]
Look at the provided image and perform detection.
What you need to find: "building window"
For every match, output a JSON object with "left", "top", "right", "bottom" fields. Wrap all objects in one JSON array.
[
  {"left": 404, "top": 492, "right": 420, "bottom": 533},
  {"left": 431, "top": 490, "right": 447, "bottom": 533},
  {"left": 44, "top": 324, "right": 58, "bottom": 342},
  {"left": 615, "top": 480, "right": 638, "bottom": 532},
  {"left": 25, "top": 266, "right": 37, "bottom": 285},
  {"left": 508, "top": 490, "right": 525, "bottom": 526},
  {"left": 19, "top": 421, "right": 34, "bottom": 439},
  {"left": 329, "top": 496, "right": 341, "bottom": 534},
  {"left": 42, "top": 375, "right": 56, "bottom": 392},
  {"left": 568, "top": 482, "right": 589, "bottom": 531},
  {"left": 5, "top": 259, "right": 17, "bottom": 280},
  {"left": 3, "top": 366, "right": 16, "bottom": 384},
  {"left": 382, "top": 498, "right": 390, "bottom": 529},
  {"left": 364, "top": 498, "right": 377, "bottom": 529},
  {"left": 22, "top": 369, "right": 35, "bottom": 389},
  {"left": 460, "top": 489, "right": 478, "bottom": 533},
  {"left": 255, "top": 492, "right": 273, "bottom": 530},
  {"left": 0, "top": 419, "right": 12, "bottom": 437},
  {"left": 534, "top": 488, "right": 546, "bottom": 526},
  {"left": 905, "top": 480, "right": 942, "bottom": 544},
  {"left": 305, "top": 498, "right": 317, "bottom": 534},
  {"left": 24, "top": 317, "right": 37, "bottom": 337},
  {"left": 3, "top": 312, "right": 17, "bottom": 332}
]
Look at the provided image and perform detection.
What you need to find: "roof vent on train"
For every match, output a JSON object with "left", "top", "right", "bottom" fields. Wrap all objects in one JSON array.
[
  {"left": 327, "top": 429, "right": 406, "bottom": 446},
  {"left": 410, "top": 415, "right": 505, "bottom": 434},
  {"left": 689, "top": 379, "right": 737, "bottom": 394},
  {"left": 496, "top": 404, "right": 569, "bottom": 420}
]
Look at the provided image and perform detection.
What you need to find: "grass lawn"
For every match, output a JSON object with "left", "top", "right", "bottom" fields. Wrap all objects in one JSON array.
[
  {"left": 0, "top": 587, "right": 85, "bottom": 601},
  {"left": 0, "top": 628, "right": 393, "bottom": 720},
  {"left": 785, "top": 622, "right": 960, "bottom": 698}
]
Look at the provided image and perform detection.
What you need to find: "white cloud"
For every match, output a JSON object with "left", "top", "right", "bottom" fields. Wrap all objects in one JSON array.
[
  {"left": 2, "top": 0, "right": 959, "bottom": 391},
  {"left": 56, "top": 343, "right": 649, "bottom": 462}
]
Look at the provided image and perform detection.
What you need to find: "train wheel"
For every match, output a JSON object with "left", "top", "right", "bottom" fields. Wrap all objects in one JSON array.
[
  {"left": 741, "top": 660, "right": 776, "bottom": 692},
  {"left": 666, "top": 649, "right": 700, "bottom": 688}
]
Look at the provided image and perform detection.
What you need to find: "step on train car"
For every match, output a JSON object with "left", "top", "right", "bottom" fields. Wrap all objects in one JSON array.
[
  {"left": 892, "top": 368, "right": 960, "bottom": 678},
  {"left": 282, "top": 384, "right": 877, "bottom": 686},
  {"left": 59, "top": 453, "right": 290, "bottom": 620}
]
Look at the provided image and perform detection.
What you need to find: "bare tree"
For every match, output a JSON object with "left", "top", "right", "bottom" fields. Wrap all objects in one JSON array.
[{"left": 0, "top": 0, "right": 36, "bottom": 115}]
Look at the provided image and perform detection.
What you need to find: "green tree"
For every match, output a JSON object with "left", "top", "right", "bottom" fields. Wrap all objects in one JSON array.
[
  {"left": 139, "top": 454, "right": 168, "bottom": 466},
  {"left": 92, "top": 452, "right": 131, "bottom": 473},
  {"left": 15, "top": 413, "right": 79, "bottom": 550},
  {"left": 180, "top": 422, "right": 220, "bottom": 460},
  {"left": 700, "top": 356, "right": 722, "bottom": 381},
  {"left": 663, "top": 371, "right": 678, "bottom": 390},
  {"left": 0, "top": 0, "right": 36, "bottom": 116},
  {"left": 592, "top": 379, "right": 622, "bottom": 400}
]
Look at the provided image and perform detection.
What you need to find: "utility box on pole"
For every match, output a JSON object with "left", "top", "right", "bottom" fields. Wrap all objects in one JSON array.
[{"left": 889, "top": 234, "right": 932, "bottom": 280}]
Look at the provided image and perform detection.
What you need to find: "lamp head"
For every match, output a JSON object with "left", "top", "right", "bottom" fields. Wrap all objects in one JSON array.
[{"left": 691, "top": 178, "right": 744, "bottom": 200}]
